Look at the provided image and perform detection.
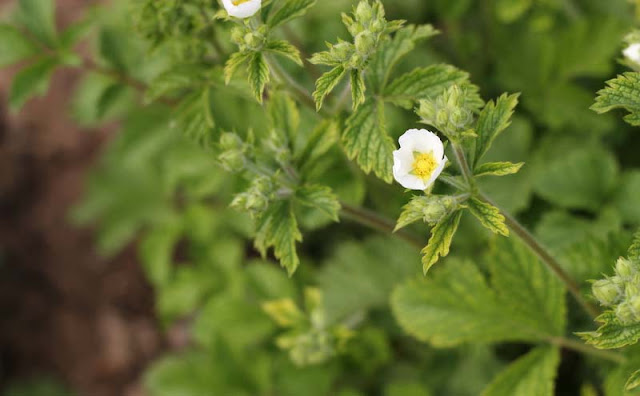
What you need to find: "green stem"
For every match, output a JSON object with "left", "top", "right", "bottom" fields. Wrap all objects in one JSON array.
[
  {"left": 340, "top": 201, "right": 425, "bottom": 250},
  {"left": 480, "top": 192, "right": 600, "bottom": 319},
  {"left": 450, "top": 141, "right": 599, "bottom": 319},
  {"left": 451, "top": 143, "right": 474, "bottom": 187},
  {"left": 548, "top": 336, "right": 626, "bottom": 364}
]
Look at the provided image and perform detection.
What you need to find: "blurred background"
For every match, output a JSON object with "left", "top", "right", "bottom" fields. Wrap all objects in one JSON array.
[{"left": 2, "top": 0, "right": 640, "bottom": 395}]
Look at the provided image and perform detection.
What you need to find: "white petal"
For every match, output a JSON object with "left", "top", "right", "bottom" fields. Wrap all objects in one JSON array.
[
  {"left": 222, "top": 0, "right": 261, "bottom": 18},
  {"left": 624, "top": 43, "right": 640, "bottom": 64},
  {"left": 394, "top": 173, "right": 428, "bottom": 190},
  {"left": 398, "top": 129, "right": 444, "bottom": 160},
  {"left": 392, "top": 147, "right": 414, "bottom": 176}
]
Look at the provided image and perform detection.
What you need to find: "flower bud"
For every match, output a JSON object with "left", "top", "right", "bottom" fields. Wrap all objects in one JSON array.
[
  {"left": 355, "top": 31, "right": 375, "bottom": 55},
  {"left": 244, "top": 32, "right": 263, "bottom": 49},
  {"left": 370, "top": 20, "right": 385, "bottom": 34},
  {"left": 331, "top": 42, "right": 353, "bottom": 61},
  {"left": 630, "top": 295, "right": 640, "bottom": 322},
  {"left": 592, "top": 278, "right": 622, "bottom": 306},
  {"left": 218, "top": 150, "right": 245, "bottom": 171},
  {"left": 231, "top": 27, "right": 244, "bottom": 46},
  {"left": 616, "top": 257, "right": 636, "bottom": 278},
  {"left": 616, "top": 301, "right": 636, "bottom": 324},
  {"left": 220, "top": 132, "right": 243, "bottom": 150},
  {"left": 423, "top": 196, "right": 456, "bottom": 225},
  {"left": 355, "top": 1, "right": 373, "bottom": 24}
]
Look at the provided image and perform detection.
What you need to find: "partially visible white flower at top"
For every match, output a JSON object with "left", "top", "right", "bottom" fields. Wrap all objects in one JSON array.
[
  {"left": 393, "top": 129, "right": 447, "bottom": 191},
  {"left": 222, "top": 0, "right": 261, "bottom": 19},
  {"left": 624, "top": 43, "right": 640, "bottom": 64}
]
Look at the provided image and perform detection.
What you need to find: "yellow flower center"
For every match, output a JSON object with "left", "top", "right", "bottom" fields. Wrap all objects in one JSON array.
[
  {"left": 232, "top": 0, "right": 251, "bottom": 4},
  {"left": 412, "top": 152, "right": 437, "bottom": 180}
]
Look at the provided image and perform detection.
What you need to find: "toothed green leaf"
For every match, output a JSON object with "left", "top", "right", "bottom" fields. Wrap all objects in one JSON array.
[
  {"left": 248, "top": 52, "right": 270, "bottom": 103},
  {"left": 313, "top": 65, "right": 346, "bottom": 110},
  {"left": 254, "top": 200, "right": 303, "bottom": 276},
  {"left": 482, "top": 347, "right": 560, "bottom": 396},
  {"left": 467, "top": 198, "right": 509, "bottom": 236},
  {"left": 267, "top": 0, "right": 317, "bottom": 28},
  {"left": 342, "top": 99, "right": 395, "bottom": 182},
  {"left": 474, "top": 93, "right": 520, "bottom": 167},
  {"left": 421, "top": 210, "right": 462, "bottom": 273},
  {"left": 265, "top": 40, "right": 303, "bottom": 66},
  {"left": 592, "top": 72, "right": 640, "bottom": 126}
]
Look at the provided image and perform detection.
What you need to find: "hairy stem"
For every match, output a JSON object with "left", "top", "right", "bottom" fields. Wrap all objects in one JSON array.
[
  {"left": 450, "top": 142, "right": 599, "bottom": 319},
  {"left": 340, "top": 201, "right": 425, "bottom": 249},
  {"left": 548, "top": 336, "right": 626, "bottom": 364},
  {"left": 481, "top": 192, "right": 600, "bottom": 319}
]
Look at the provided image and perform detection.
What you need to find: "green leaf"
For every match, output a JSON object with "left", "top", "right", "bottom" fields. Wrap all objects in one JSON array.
[
  {"left": 319, "top": 236, "right": 419, "bottom": 323},
  {"left": 630, "top": 230, "right": 640, "bottom": 261},
  {"left": 578, "top": 312, "right": 640, "bottom": 349},
  {"left": 350, "top": 69, "right": 366, "bottom": 110},
  {"left": 248, "top": 52, "right": 270, "bottom": 103},
  {"left": 59, "top": 19, "right": 92, "bottom": 49},
  {"left": 267, "top": 0, "right": 316, "bottom": 28},
  {"left": 368, "top": 24, "right": 438, "bottom": 92},
  {"left": 613, "top": 171, "right": 640, "bottom": 225},
  {"left": 482, "top": 347, "right": 560, "bottom": 396},
  {"left": 495, "top": 0, "right": 533, "bottom": 23},
  {"left": 392, "top": 238, "right": 566, "bottom": 346},
  {"left": 9, "top": 57, "right": 58, "bottom": 111},
  {"left": 265, "top": 40, "right": 303, "bottom": 66},
  {"left": 254, "top": 201, "right": 303, "bottom": 276},
  {"left": 489, "top": 237, "right": 566, "bottom": 336},
  {"left": 0, "top": 24, "right": 38, "bottom": 67},
  {"left": 385, "top": 65, "right": 474, "bottom": 109},
  {"left": 144, "top": 352, "right": 222, "bottom": 396},
  {"left": 98, "top": 26, "right": 129, "bottom": 71},
  {"left": 224, "top": 51, "right": 252, "bottom": 84},
  {"left": 96, "top": 83, "right": 129, "bottom": 119},
  {"left": 139, "top": 219, "right": 183, "bottom": 287},
  {"left": 146, "top": 65, "right": 205, "bottom": 103},
  {"left": 473, "top": 93, "right": 520, "bottom": 167},
  {"left": 395, "top": 196, "right": 430, "bottom": 231},
  {"left": 474, "top": 162, "right": 524, "bottom": 177},
  {"left": 626, "top": 369, "right": 640, "bottom": 391},
  {"left": 592, "top": 72, "right": 640, "bottom": 126},
  {"left": 343, "top": 99, "right": 394, "bottom": 182},
  {"left": 295, "top": 184, "right": 341, "bottom": 222},
  {"left": 268, "top": 91, "right": 300, "bottom": 143},
  {"left": 533, "top": 145, "right": 619, "bottom": 212},
  {"left": 174, "top": 89, "right": 216, "bottom": 146},
  {"left": 421, "top": 210, "right": 462, "bottom": 273},
  {"left": 18, "top": 0, "right": 57, "bottom": 46},
  {"left": 467, "top": 197, "right": 509, "bottom": 236},
  {"left": 313, "top": 66, "right": 346, "bottom": 111}
]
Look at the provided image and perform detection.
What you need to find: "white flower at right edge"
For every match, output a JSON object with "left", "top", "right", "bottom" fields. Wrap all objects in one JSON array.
[
  {"left": 624, "top": 43, "right": 640, "bottom": 65},
  {"left": 222, "top": 0, "right": 261, "bottom": 19},
  {"left": 393, "top": 129, "right": 447, "bottom": 191}
]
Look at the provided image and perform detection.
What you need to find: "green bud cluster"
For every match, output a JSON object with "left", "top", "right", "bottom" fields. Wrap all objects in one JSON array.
[
  {"left": 231, "top": 25, "right": 267, "bottom": 52},
  {"left": 417, "top": 85, "right": 476, "bottom": 139},
  {"left": 591, "top": 257, "right": 640, "bottom": 324},
  {"left": 313, "top": 1, "right": 402, "bottom": 71},
  {"left": 263, "top": 288, "right": 353, "bottom": 367},
  {"left": 218, "top": 132, "right": 247, "bottom": 171},
  {"left": 230, "top": 175, "right": 275, "bottom": 218}
]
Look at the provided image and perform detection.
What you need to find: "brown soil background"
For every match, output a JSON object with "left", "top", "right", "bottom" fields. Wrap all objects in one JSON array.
[{"left": 0, "top": 1, "right": 165, "bottom": 395}]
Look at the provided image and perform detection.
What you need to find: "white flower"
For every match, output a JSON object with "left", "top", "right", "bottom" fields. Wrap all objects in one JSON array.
[
  {"left": 393, "top": 129, "right": 447, "bottom": 190},
  {"left": 222, "top": 0, "right": 261, "bottom": 19},
  {"left": 624, "top": 43, "right": 640, "bottom": 64}
]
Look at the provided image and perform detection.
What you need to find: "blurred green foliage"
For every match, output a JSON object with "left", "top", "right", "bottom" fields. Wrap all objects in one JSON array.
[{"left": 3, "top": 0, "right": 640, "bottom": 394}]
